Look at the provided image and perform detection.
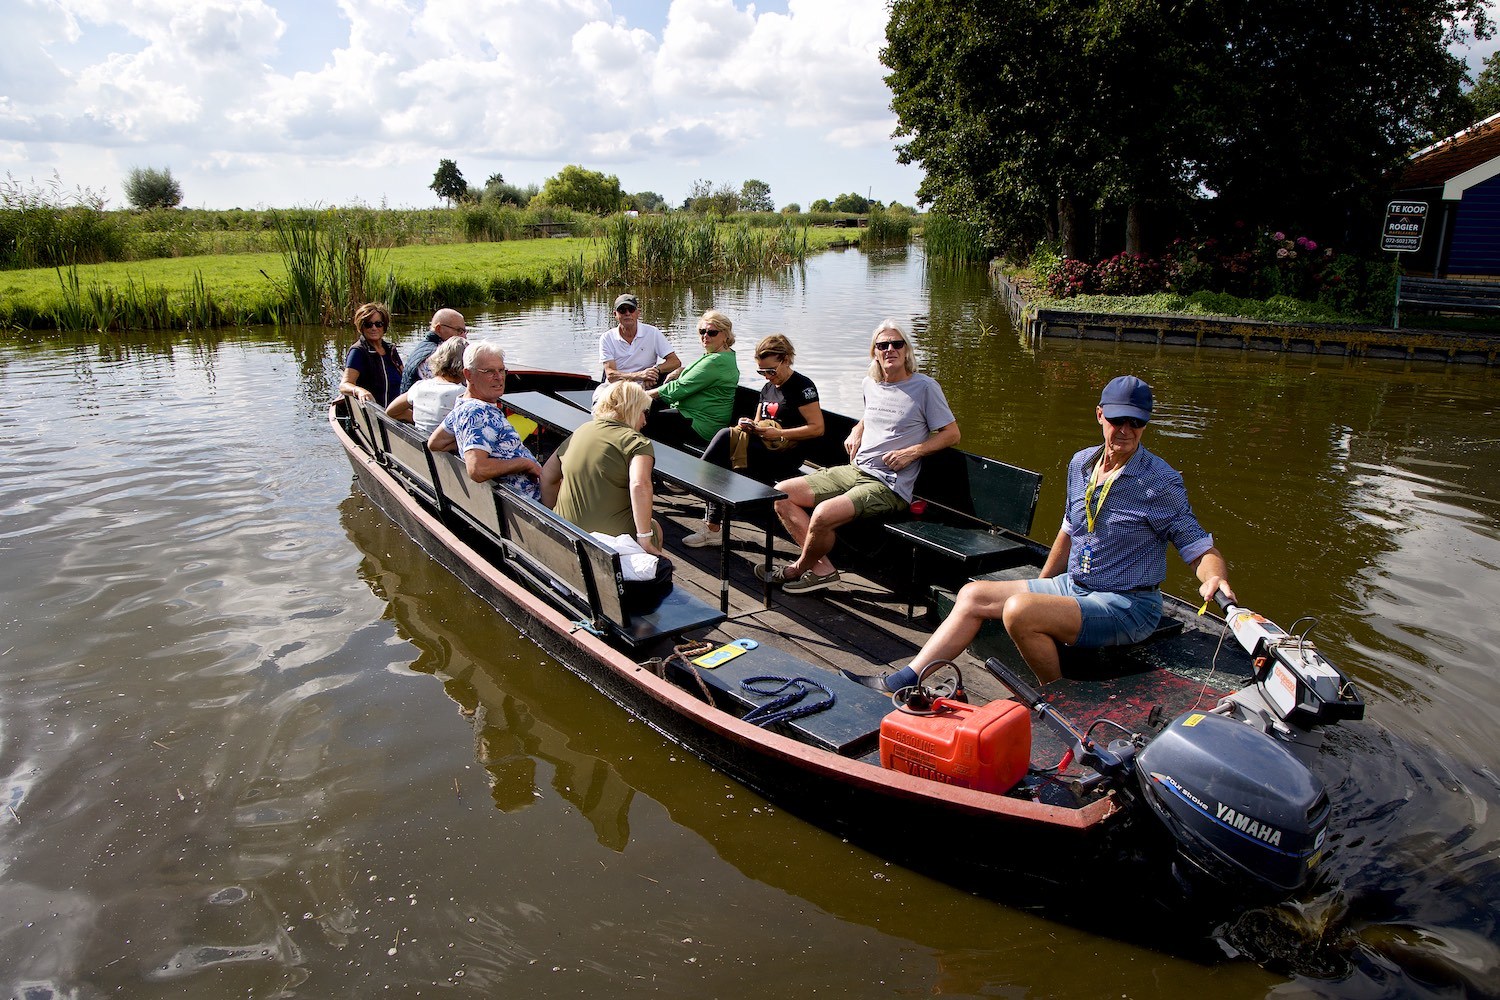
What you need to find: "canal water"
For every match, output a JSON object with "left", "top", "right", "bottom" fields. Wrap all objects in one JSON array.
[{"left": 2, "top": 246, "right": 1497, "bottom": 997}]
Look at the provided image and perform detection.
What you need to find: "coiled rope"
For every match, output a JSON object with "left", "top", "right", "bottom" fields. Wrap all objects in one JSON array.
[{"left": 738, "top": 675, "right": 835, "bottom": 727}]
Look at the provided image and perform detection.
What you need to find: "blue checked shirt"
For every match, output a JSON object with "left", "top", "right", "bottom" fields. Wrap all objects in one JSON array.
[{"left": 1059, "top": 445, "right": 1214, "bottom": 592}]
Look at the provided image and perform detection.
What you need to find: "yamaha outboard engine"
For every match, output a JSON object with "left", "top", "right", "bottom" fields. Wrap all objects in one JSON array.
[{"left": 1136, "top": 710, "right": 1329, "bottom": 898}]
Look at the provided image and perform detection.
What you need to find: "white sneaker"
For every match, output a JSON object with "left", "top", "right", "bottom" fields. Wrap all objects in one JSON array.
[{"left": 682, "top": 526, "right": 721, "bottom": 548}]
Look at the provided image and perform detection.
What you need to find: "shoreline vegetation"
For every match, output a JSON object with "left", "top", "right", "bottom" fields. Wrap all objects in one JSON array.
[{"left": 0, "top": 206, "right": 910, "bottom": 336}]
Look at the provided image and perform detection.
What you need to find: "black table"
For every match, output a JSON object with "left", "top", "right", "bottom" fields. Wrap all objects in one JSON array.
[{"left": 505, "top": 391, "right": 784, "bottom": 611}]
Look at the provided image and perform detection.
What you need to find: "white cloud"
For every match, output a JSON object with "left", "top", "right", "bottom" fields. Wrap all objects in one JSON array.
[{"left": 0, "top": 0, "right": 919, "bottom": 208}]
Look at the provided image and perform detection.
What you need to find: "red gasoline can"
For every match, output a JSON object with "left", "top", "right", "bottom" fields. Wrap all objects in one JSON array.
[{"left": 880, "top": 697, "right": 1032, "bottom": 794}]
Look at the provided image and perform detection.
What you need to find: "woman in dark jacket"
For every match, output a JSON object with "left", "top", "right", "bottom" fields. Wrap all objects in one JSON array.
[{"left": 338, "top": 302, "right": 404, "bottom": 406}]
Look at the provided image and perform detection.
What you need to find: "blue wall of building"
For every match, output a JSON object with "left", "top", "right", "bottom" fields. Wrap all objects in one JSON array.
[{"left": 1449, "top": 172, "right": 1500, "bottom": 275}]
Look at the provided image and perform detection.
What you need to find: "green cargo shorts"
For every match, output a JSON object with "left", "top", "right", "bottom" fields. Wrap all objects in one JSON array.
[{"left": 804, "top": 465, "right": 908, "bottom": 519}]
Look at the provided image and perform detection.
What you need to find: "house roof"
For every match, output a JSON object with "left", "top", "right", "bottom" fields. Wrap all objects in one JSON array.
[{"left": 1402, "top": 113, "right": 1500, "bottom": 199}]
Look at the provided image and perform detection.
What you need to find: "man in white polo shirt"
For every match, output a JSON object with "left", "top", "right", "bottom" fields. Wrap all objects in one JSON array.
[{"left": 599, "top": 293, "right": 681, "bottom": 389}]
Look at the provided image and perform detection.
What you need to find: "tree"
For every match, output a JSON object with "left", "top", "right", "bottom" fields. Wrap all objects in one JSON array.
[
  {"left": 630, "top": 190, "right": 667, "bottom": 212},
  {"left": 430, "top": 159, "right": 468, "bottom": 206},
  {"left": 683, "top": 179, "right": 740, "bottom": 214},
  {"left": 810, "top": 198, "right": 832, "bottom": 213},
  {"left": 1468, "top": 50, "right": 1500, "bottom": 120},
  {"left": 831, "top": 192, "right": 872, "bottom": 213},
  {"left": 740, "top": 179, "right": 774, "bottom": 212},
  {"left": 122, "top": 166, "right": 182, "bottom": 209},
  {"left": 884, "top": 0, "right": 1493, "bottom": 258},
  {"left": 534, "top": 165, "right": 623, "bottom": 213},
  {"left": 781, "top": 203, "right": 802, "bottom": 214}
]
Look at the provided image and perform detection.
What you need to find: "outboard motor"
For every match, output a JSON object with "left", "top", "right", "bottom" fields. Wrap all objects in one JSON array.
[{"left": 1136, "top": 710, "right": 1329, "bottom": 898}]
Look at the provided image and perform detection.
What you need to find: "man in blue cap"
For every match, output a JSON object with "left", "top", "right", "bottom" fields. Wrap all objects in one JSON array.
[{"left": 855, "top": 374, "right": 1234, "bottom": 690}]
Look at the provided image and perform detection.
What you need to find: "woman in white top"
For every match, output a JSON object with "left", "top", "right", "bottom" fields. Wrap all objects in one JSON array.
[{"left": 386, "top": 336, "right": 467, "bottom": 436}]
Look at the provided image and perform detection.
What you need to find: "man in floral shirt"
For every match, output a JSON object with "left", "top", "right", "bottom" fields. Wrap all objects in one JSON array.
[{"left": 427, "top": 342, "right": 543, "bottom": 501}]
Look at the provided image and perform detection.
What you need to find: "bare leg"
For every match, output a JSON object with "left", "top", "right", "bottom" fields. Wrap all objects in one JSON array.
[
  {"left": 909, "top": 580, "right": 1084, "bottom": 685},
  {"left": 785, "top": 496, "right": 856, "bottom": 577}
]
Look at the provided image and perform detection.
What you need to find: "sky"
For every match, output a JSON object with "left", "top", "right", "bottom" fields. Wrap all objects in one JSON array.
[
  {"left": 2, "top": 0, "right": 1498, "bottom": 214},
  {"left": 0, "top": 0, "right": 925, "bottom": 211}
]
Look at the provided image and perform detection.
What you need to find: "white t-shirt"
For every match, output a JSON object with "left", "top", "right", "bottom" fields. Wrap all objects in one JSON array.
[
  {"left": 599, "top": 323, "right": 673, "bottom": 375},
  {"left": 407, "top": 379, "right": 465, "bottom": 437}
]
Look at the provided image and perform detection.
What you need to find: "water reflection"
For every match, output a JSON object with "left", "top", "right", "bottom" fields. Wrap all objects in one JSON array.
[{"left": 1, "top": 248, "right": 1499, "bottom": 997}]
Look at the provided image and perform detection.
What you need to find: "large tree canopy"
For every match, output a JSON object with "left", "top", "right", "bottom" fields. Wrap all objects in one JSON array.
[
  {"left": 534, "top": 165, "right": 623, "bottom": 213},
  {"left": 884, "top": 0, "right": 1491, "bottom": 257}
]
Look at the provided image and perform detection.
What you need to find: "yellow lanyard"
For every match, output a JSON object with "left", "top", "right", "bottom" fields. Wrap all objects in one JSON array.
[{"left": 1084, "top": 458, "right": 1121, "bottom": 535}]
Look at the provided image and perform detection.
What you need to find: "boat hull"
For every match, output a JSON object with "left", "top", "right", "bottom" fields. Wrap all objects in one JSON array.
[{"left": 331, "top": 398, "right": 1130, "bottom": 889}]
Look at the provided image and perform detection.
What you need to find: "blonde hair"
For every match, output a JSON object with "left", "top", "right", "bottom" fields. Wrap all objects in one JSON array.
[
  {"left": 867, "top": 318, "right": 917, "bottom": 382},
  {"left": 594, "top": 380, "right": 651, "bottom": 426},
  {"left": 755, "top": 333, "right": 795, "bottom": 364},
  {"left": 431, "top": 336, "right": 468, "bottom": 379},
  {"left": 699, "top": 309, "right": 735, "bottom": 348}
]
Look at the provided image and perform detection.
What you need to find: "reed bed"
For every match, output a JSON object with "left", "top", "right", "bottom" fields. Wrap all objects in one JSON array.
[
  {"left": 3, "top": 225, "right": 851, "bottom": 334},
  {"left": 921, "top": 213, "right": 992, "bottom": 266},
  {"left": 591, "top": 215, "right": 810, "bottom": 285}
]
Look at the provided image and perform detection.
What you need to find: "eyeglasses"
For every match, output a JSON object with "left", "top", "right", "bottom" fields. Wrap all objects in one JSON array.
[
  {"left": 874, "top": 340, "right": 905, "bottom": 351},
  {"left": 699, "top": 328, "right": 722, "bottom": 337},
  {"left": 473, "top": 366, "right": 507, "bottom": 377},
  {"left": 1105, "top": 416, "right": 1147, "bottom": 429},
  {"left": 756, "top": 368, "right": 779, "bottom": 377},
  {"left": 361, "top": 319, "right": 388, "bottom": 330},
  {"left": 616, "top": 305, "right": 637, "bottom": 314},
  {"left": 440, "top": 323, "right": 467, "bottom": 334}
]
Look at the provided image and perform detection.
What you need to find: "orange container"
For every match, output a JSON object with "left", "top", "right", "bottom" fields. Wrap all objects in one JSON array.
[{"left": 880, "top": 698, "right": 1032, "bottom": 794}]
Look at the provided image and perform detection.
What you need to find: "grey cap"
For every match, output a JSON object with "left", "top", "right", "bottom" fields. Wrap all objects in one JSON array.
[{"left": 614, "top": 293, "right": 639, "bottom": 311}]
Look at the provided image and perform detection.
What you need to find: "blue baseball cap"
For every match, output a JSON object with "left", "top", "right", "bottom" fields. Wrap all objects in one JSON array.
[{"left": 1099, "top": 375, "right": 1153, "bottom": 423}]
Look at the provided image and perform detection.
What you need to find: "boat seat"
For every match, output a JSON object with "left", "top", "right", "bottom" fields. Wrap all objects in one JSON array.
[
  {"left": 885, "top": 451, "right": 1043, "bottom": 616},
  {"left": 663, "top": 643, "right": 895, "bottom": 757},
  {"left": 491, "top": 484, "right": 726, "bottom": 648},
  {"left": 371, "top": 407, "right": 440, "bottom": 503}
]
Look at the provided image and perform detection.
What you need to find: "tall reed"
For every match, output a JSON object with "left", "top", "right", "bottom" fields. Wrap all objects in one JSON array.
[
  {"left": 267, "top": 212, "right": 390, "bottom": 326},
  {"left": 589, "top": 215, "right": 809, "bottom": 286},
  {"left": 922, "top": 213, "right": 991, "bottom": 265}
]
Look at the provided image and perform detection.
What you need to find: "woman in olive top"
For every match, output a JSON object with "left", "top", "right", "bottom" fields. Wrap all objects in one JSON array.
[
  {"left": 646, "top": 309, "right": 739, "bottom": 449},
  {"left": 541, "top": 381, "right": 663, "bottom": 554}
]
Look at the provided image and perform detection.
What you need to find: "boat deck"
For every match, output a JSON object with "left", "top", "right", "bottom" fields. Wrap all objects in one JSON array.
[{"left": 646, "top": 491, "right": 1242, "bottom": 758}]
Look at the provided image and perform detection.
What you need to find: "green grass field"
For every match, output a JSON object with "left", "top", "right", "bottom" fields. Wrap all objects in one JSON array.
[{"left": 0, "top": 229, "right": 858, "bottom": 333}]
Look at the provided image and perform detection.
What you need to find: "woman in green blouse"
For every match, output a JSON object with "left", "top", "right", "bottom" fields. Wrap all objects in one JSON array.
[{"left": 646, "top": 309, "right": 739, "bottom": 449}]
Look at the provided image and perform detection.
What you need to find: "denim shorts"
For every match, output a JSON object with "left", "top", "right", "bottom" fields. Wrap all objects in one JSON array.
[{"left": 1026, "top": 574, "right": 1163, "bottom": 648}]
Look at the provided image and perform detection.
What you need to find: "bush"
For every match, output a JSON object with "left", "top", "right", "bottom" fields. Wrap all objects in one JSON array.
[
  {"left": 1045, "top": 258, "right": 1095, "bottom": 298},
  {"left": 123, "top": 167, "right": 183, "bottom": 210},
  {"left": 1095, "top": 252, "right": 1162, "bottom": 295}
]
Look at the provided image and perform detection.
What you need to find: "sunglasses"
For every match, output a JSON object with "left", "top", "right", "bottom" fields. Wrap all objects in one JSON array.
[
  {"left": 616, "top": 305, "right": 637, "bottom": 314},
  {"left": 874, "top": 340, "right": 905, "bottom": 351},
  {"left": 1105, "top": 416, "right": 1147, "bottom": 429},
  {"left": 699, "top": 328, "right": 722, "bottom": 337},
  {"left": 756, "top": 368, "right": 778, "bottom": 376},
  {"left": 361, "top": 319, "right": 388, "bottom": 330}
]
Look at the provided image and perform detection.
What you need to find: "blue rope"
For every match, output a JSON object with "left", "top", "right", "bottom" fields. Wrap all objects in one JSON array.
[{"left": 738, "top": 675, "right": 836, "bottom": 727}]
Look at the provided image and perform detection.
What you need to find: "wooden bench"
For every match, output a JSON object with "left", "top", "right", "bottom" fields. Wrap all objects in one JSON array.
[
  {"left": 662, "top": 642, "right": 894, "bottom": 758},
  {"left": 348, "top": 397, "right": 386, "bottom": 461},
  {"left": 506, "top": 390, "right": 785, "bottom": 611},
  {"left": 884, "top": 450, "right": 1043, "bottom": 616},
  {"left": 1399, "top": 276, "right": 1500, "bottom": 316},
  {"left": 370, "top": 406, "right": 440, "bottom": 504},
  {"left": 491, "top": 483, "right": 725, "bottom": 647}
]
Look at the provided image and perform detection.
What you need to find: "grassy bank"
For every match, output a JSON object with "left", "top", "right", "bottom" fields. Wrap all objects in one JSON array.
[{"left": 0, "top": 225, "right": 858, "bottom": 335}]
